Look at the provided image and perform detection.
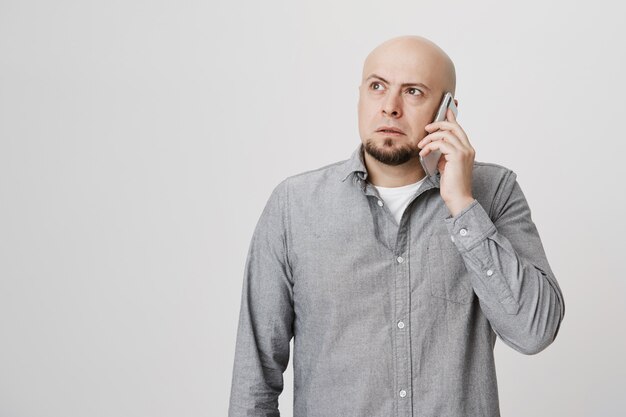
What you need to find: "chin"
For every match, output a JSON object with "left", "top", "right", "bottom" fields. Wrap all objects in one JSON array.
[{"left": 363, "top": 137, "right": 418, "bottom": 166}]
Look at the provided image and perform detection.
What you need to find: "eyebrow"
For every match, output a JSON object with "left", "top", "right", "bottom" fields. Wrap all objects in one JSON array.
[{"left": 365, "top": 74, "right": 431, "bottom": 92}]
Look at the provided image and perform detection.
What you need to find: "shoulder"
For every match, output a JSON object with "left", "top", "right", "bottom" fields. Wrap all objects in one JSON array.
[
  {"left": 276, "top": 158, "right": 348, "bottom": 193},
  {"left": 472, "top": 160, "right": 517, "bottom": 186},
  {"left": 287, "top": 159, "right": 346, "bottom": 183},
  {"left": 473, "top": 160, "right": 515, "bottom": 176},
  {"left": 471, "top": 160, "right": 519, "bottom": 218},
  {"left": 263, "top": 158, "right": 347, "bottom": 208}
]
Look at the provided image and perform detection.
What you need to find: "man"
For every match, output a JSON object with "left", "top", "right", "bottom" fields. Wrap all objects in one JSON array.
[{"left": 228, "top": 35, "right": 565, "bottom": 417}]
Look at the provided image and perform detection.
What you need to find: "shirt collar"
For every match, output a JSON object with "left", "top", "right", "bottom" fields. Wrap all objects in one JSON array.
[
  {"left": 339, "top": 142, "right": 441, "bottom": 188},
  {"left": 339, "top": 143, "right": 368, "bottom": 182}
]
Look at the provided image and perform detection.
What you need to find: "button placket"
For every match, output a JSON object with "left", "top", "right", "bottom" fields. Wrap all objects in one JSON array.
[{"left": 393, "top": 248, "right": 412, "bottom": 413}]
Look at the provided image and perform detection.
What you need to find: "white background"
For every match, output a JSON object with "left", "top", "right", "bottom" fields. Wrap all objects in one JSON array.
[{"left": 1, "top": 1, "right": 624, "bottom": 416}]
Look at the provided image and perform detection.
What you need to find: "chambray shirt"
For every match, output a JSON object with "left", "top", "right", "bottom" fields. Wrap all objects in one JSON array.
[{"left": 228, "top": 143, "right": 565, "bottom": 417}]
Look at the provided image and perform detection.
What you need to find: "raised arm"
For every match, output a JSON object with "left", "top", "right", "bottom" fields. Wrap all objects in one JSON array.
[{"left": 444, "top": 170, "right": 565, "bottom": 355}]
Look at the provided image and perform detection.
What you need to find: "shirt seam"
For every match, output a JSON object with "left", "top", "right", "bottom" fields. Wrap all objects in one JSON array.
[
  {"left": 490, "top": 169, "right": 515, "bottom": 220},
  {"left": 284, "top": 177, "right": 295, "bottom": 281},
  {"left": 287, "top": 160, "right": 346, "bottom": 181}
]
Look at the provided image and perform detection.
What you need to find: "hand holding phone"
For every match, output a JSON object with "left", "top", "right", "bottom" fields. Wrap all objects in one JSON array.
[{"left": 419, "top": 92, "right": 458, "bottom": 177}]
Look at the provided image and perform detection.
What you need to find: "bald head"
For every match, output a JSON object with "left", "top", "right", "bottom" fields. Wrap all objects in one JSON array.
[
  {"left": 357, "top": 35, "right": 458, "bottom": 171},
  {"left": 361, "top": 35, "right": 456, "bottom": 97}
]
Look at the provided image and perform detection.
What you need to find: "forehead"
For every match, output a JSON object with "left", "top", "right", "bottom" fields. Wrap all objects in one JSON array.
[{"left": 362, "top": 44, "right": 446, "bottom": 87}]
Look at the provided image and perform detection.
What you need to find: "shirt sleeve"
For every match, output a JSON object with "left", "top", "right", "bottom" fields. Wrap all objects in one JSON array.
[
  {"left": 228, "top": 179, "right": 294, "bottom": 417},
  {"left": 443, "top": 170, "right": 565, "bottom": 355}
]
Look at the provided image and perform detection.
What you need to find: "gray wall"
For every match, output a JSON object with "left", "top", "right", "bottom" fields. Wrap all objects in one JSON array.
[{"left": 1, "top": 1, "right": 624, "bottom": 416}]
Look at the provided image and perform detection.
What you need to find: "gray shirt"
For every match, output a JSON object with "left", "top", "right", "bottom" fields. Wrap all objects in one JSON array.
[{"left": 228, "top": 143, "right": 565, "bottom": 417}]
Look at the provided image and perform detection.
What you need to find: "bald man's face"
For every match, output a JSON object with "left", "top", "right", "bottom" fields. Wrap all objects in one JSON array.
[{"left": 357, "top": 43, "right": 453, "bottom": 166}]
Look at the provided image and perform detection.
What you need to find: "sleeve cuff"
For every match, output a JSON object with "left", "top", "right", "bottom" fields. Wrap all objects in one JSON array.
[{"left": 443, "top": 199, "right": 497, "bottom": 253}]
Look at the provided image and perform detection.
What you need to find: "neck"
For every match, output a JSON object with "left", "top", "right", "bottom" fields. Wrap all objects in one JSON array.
[{"left": 363, "top": 151, "right": 427, "bottom": 187}]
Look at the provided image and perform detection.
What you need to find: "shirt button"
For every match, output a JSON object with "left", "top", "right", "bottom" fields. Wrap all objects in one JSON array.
[
  {"left": 397, "top": 321, "right": 405, "bottom": 329},
  {"left": 397, "top": 256, "right": 404, "bottom": 263},
  {"left": 459, "top": 228, "right": 468, "bottom": 236},
  {"left": 486, "top": 269, "right": 494, "bottom": 276},
  {"left": 399, "top": 389, "right": 407, "bottom": 398},
  {"left": 377, "top": 199, "right": 384, "bottom": 206}
]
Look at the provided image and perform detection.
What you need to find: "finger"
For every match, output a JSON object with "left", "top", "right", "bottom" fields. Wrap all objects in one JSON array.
[
  {"left": 418, "top": 130, "right": 463, "bottom": 150},
  {"left": 424, "top": 118, "right": 470, "bottom": 146},
  {"left": 418, "top": 138, "right": 455, "bottom": 158},
  {"left": 425, "top": 119, "right": 467, "bottom": 139},
  {"left": 437, "top": 153, "right": 446, "bottom": 173},
  {"left": 445, "top": 108, "right": 468, "bottom": 142}
]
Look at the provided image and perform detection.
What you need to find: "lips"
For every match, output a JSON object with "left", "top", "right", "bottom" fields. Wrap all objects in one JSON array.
[
  {"left": 377, "top": 129, "right": 405, "bottom": 136},
  {"left": 376, "top": 126, "right": 405, "bottom": 135}
]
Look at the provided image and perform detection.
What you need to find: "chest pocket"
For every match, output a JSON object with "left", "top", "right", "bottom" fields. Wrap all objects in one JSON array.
[{"left": 426, "top": 233, "right": 474, "bottom": 304}]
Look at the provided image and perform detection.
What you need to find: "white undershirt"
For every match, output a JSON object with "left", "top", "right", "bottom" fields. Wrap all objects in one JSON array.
[{"left": 372, "top": 177, "right": 428, "bottom": 225}]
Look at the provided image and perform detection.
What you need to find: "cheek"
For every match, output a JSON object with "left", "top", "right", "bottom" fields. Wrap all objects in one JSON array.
[
  {"left": 358, "top": 100, "right": 372, "bottom": 112},
  {"left": 410, "top": 112, "right": 431, "bottom": 130},
  {"left": 358, "top": 105, "right": 377, "bottom": 124},
  {"left": 408, "top": 119, "right": 430, "bottom": 140},
  {"left": 359, "top": 95, "right": 378, "bottom": 110}
]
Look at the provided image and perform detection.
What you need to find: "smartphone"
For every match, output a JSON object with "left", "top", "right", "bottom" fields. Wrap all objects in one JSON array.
[{"left": 419, "top": 92, "right": 458, "bottom": 177}]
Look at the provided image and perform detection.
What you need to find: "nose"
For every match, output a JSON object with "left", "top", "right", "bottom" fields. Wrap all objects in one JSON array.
[{"left": 382, "top": 92, "right": 402, "bottom": 118}]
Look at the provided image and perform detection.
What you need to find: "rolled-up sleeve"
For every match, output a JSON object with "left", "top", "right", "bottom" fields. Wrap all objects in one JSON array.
[
  {"left": 228, "top": 179, "right": 294, "bottom": 417},
  {"left": 443, "top": 170, "right": 565, "bottom": 355}
]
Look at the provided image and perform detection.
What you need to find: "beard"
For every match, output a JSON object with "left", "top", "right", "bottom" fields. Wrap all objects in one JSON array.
[{"left": 363, "top": 137, "right": 419, "bottom": 166}]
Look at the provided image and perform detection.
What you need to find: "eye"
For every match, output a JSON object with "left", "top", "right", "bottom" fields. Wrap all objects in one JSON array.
[
  {"left": 370, "top": 81, "right": 385, "bottom": 91},
  {"left": 407, "top": 87, "right": 423, "bottom": 96}
]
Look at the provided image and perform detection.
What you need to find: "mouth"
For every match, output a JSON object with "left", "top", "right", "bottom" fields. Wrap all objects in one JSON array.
[
  {"left": 376, "top": 126, "right": 406, "bottom": 136},
  {"left": 376, "top": 129, "right": 405, "bottom": 136}
]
